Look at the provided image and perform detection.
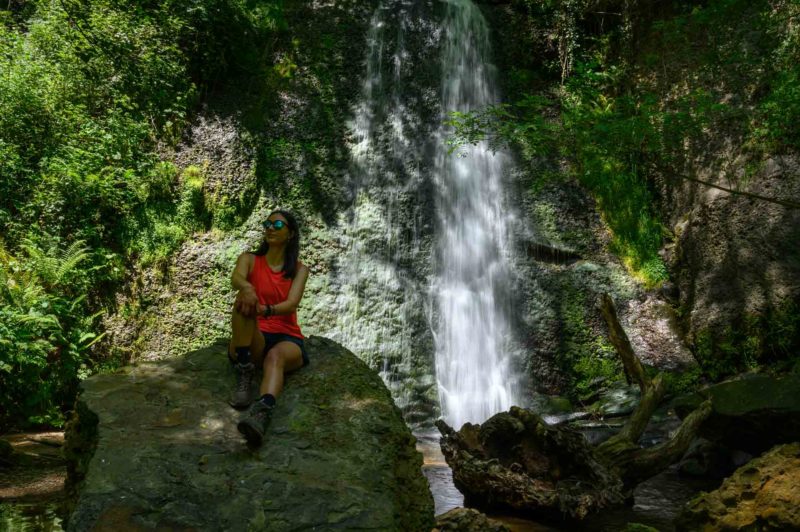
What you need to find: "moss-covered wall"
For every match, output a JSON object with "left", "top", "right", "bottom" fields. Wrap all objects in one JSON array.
[{"left": 478, "top": 0, "right": 800, "bottom": 392}]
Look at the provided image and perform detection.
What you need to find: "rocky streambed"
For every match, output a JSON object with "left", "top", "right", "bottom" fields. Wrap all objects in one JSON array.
[
  {"left": 430, "top": 372, "right": 800, "bottom": 531},
  {"left": 5, "top": 364, "right": 800, "bottom": 531},
  {"left": 0, "top": 432, "right": 68, "bottom": 531}
]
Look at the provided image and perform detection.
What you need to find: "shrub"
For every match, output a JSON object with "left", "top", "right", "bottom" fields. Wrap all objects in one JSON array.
[{"left": 0, "top": 237, "right": 102, "bottom": 428}]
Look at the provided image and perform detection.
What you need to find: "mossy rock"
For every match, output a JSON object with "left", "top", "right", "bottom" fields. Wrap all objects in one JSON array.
[
  {"left": 678, "top": 443, "right": 800, "bottom": 531},
  {"left": 65, "top": 336, "right": 434, "bottom": 531},
  {"left": 672, "top": 372, "right": 800, "bottom": 454}
]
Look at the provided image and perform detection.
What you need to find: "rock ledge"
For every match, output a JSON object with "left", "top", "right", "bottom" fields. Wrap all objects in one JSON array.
[{"left": 65, "top": 336, "right": 433, "bottom": 531}]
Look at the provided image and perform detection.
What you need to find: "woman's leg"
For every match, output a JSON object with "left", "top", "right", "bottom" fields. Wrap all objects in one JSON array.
[
  {"left": 228, "top": 309, "right": 265, "bottom": 408},
  {"left": 260, "top": 341, "right": 304, "bottom": 398},
  {"left": 228, "top": 309, "right": 265, "bottom": 362},
  {"left": 238, "top": 341, "right": 303, "bottom": 445}
]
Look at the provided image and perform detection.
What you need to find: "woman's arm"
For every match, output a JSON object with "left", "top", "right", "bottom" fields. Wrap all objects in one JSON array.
[
  {"left": 260, "top": 264, "right": 309, "bottom": 316},
  {"left": 232, "top": 253, "right": 258, "bottom": 316}
]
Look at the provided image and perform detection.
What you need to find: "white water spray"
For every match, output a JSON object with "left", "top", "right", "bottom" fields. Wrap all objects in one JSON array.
[
  {"left": 431, "top": 0, "right": 520, "bottom": 428},
  {"left": 331, "top": 3, "right": 428, "bottom": 411},
  {"left": 331, "top": 0, "right": 521, "bottom": 428}
]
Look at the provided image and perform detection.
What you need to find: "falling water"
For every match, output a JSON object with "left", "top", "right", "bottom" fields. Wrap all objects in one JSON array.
[
  {"left": 333, "top": 0, "right": 521, "bottom": 429},
  {"left": 431, "top": 0, "right": 520, "bottom": 428},
  {"left": 331, "top": 2, "right": 434, "bottom": 416}
]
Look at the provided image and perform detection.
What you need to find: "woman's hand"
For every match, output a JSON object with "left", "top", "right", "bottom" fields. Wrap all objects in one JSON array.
[{"left": 234, "top": 287, "right": 259, "bottom": 317}]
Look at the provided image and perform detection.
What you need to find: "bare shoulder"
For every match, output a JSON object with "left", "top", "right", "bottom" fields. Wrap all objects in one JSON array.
[
  {"left": 296, "top": 261, "right": 309, "bottom": 276},
  {"left": 235, "top": 252, "right": 255, "bottom": 272}
]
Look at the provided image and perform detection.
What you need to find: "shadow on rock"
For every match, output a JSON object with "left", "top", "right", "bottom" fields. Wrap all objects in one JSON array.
[{"left": 64, "top": 336, "right": 434, "bottom": 531}]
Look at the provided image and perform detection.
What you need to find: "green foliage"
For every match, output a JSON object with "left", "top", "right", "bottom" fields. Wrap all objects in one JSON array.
[
  {"left": 0, "top": 0, "right": 285, "bottom": 427},
  {"left": 638, "top": 0, "right": 800, "bottom": 154},
  {"left": 557, "top": 284, "right": 621, "bottom": 398},
  {"left": 559, "top": 65, "right": 671, "bottom": 287},
  {"left": 659, "top": 366, "right": 703, "bottom": 397},
  {"left": 693, "top": 301, "right": 800, "bottom": 381},
  {"left": 0, "top": 237, "right": 104, "bottom": 428}
]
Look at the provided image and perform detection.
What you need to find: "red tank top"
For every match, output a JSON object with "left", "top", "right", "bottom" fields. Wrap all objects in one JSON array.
[{"left": 249, "top": 255, "right": 304, "bottom": 338}]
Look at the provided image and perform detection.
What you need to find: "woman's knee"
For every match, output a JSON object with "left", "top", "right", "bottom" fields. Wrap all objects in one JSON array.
[
  {"left": 264, "top": 348, "right": 283, "bottom": 368},
  {"left": 231, "top": 307, "right": 256, "bottom": 323}
]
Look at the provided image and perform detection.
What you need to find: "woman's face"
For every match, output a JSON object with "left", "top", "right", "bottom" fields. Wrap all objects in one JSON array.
[{"left": 264, "top": 213, "right": 292, "bottom": 245}]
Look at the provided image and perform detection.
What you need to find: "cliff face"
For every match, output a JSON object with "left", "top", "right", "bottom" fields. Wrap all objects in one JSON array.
[
  {"left": 634, "top": 0, "right": 800, "bottom": 374},
  {"left": 479, "top": 0, "right": 800, "bottom": 387},
  {"left": 65, "top": 336, "right": 434, "bottom": 531},
  {"left": 665, "top": 155, "right": 800, "bottom": 372}
]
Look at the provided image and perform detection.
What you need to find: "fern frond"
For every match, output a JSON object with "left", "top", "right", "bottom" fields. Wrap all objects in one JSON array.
[
  {"left": 55, "top": 240, "right": 90, "bottom": 283},
  {"left": 20, "top": 236, "right": 90, "bottom": 289},
  {"left": 17, "top": 312, "right": 61, "bottom": 330}
]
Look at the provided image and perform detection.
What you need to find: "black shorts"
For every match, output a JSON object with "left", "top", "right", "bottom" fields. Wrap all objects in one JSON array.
[{"left": 263, "top": 332, "right": 309, "bottom": 367}]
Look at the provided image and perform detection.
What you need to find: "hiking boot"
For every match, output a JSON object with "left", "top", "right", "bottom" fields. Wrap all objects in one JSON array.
[
  {"left": 237, "top": 401, "right": 274, "bottom": 446},
  {"left": 229, "top": 362, "right": 255, "bottom": 409}
]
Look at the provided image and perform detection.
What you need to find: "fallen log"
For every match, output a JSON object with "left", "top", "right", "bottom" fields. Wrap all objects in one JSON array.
[{"left": 438, "top": 293, "right": 713, "bottom": 519}]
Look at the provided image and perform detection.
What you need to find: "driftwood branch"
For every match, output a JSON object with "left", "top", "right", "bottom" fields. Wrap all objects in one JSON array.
[
  {"left": 593, "top": 293, "right": 710, "bottom": 488},
  {"left": 619, "top": 399, "right": 713, "bottom": 486},
  {"left": 595, "top": 293, "right": 668, "bottom": 472},
  {"left": 597, "top": 292, "right": 665, "bottom": 443},
  {"left": 599, "top": 293, "right": 649, "bottom": 390}
]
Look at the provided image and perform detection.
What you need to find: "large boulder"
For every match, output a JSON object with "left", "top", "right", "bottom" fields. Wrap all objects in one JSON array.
[
  {"left": 677, "top": 443, "right": 800, "bottom": 531},
  {"left": 672, "top": 372, "right": 800, "bottom": 454},
  {"left": 64, "top": 336, "right": 434, "bottom": 531},
  {"left": 436, "top": 407, "right": 625, "bottom": 520}
]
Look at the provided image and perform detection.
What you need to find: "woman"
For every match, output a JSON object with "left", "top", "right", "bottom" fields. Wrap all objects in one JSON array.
[{"left": 228, "top": 210, "right": 309, "bottom": 446}]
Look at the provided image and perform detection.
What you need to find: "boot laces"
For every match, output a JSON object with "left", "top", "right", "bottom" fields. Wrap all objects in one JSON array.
[
  {"left": 235, "top": 364, "right": 253, "bottom": 393},
  {"left": 251, "top": 402, "right": 273, "bottom": 424}
]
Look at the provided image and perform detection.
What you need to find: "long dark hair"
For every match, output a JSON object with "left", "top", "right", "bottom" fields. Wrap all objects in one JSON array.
[{"left": 253, "top": 210, "right": 300, "bottom": 279}]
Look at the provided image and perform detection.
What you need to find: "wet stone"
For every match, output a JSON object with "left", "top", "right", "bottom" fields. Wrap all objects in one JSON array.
[{"left": 65, "top": 336, "right": 434, "bottom": 531}]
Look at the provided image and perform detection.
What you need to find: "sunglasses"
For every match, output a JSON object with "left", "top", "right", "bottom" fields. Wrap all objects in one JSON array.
[{"left": 262, "top": 219, "right": 287, "bottom": 230}]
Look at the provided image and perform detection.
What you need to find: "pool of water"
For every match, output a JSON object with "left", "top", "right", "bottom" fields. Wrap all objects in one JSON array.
[{"left": 1, "top": 432, "right": 67, "bottom": 532}]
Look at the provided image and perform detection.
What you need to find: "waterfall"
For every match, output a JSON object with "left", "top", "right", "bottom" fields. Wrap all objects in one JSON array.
[
  {"left": 431, "top": 0, "right": 520, "bottom": 428},
  {"left": 332, "top": 0, "right": 521, "bottom": 429},
  {"left": 331, "top": 2, "right": 433, "bottom": 416}
]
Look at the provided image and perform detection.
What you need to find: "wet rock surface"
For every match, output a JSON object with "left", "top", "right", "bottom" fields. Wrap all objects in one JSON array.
[
  {"left": 665, "top": 155, "right": 800, "bottom": 360},
  {"left": 672, "top": 372, "right": 800, "bottom": 454},
  {"left": 434, "top": 507, "right": 511, "bottom": 531},
  {"left": 436, "top": 407, "right": 624, "bottom": 520},
  {"left": 622, "top": 294, "right": 695, "bottom": 371},
  {"left": 65, "top": 336, "right": 434, "bottom": 531},
  {"left": 678, "top": 443, "right": 800, "bottom": 531},
  {"left": 677, "top": 438, "right": 750, "bottom": 480}
]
